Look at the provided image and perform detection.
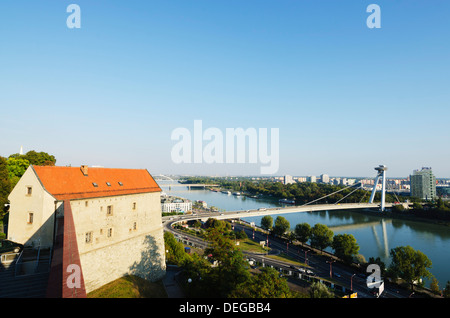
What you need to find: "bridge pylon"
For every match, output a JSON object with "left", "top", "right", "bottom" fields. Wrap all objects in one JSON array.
[{"left": 369, "top": 165, "right": 387, "bottom": 211}]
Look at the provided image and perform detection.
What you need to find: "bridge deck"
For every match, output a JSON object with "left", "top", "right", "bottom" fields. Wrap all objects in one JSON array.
[{"left": 166, "top": 202, "right": 393, "bottom": 224}]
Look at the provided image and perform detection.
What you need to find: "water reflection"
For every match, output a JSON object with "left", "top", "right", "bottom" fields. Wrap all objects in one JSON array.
[{"left": 158, "top": 181, "right": 450, "bottom": 286}]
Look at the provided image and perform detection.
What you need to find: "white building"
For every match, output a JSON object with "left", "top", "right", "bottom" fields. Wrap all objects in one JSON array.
[
  {"left": 161, "top": 198, "right": 192, "bottom": 213},
  {"left": 7, "top": 165, "right": 166, "bottom": 294},
  {"left": 320, "top": 174, "right": 330, "bottom": 184},
  {"left": 307, "top": 176, "right": 316, "bottom": 183},
  {"left": 283, "top": 175, "right": 294, "bottom": 185}
]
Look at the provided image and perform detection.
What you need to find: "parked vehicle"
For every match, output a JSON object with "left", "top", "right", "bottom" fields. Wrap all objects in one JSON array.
[{"left": 0, "top": 239, "right": 24, "bottom": 254}]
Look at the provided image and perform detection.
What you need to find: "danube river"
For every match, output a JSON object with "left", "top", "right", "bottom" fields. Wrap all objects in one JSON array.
[{"left": 159, "top": 181, "right": 450, "bottom": 288}]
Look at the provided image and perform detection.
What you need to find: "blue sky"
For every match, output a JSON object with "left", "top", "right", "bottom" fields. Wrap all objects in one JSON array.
[{"left": 1, "top": 1, "right": 449, "bottom": 177}]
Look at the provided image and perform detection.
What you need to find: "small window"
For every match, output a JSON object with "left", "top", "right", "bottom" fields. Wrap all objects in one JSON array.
[
  {"left": 26, "top": 187, "right": 32, "bottom": 196},
  {"left": 85, "top": 232, "right": 93, "bottom": 243},
  {"left": 106, "top": 182, "right": 111, "bottom": 187},
  {"left": 92, "top": 182, "right": 98, "bottom": 187},
  {"left": 133, "top": 222, "right": 137, "bottom": 231},
  {"left": 107, "top": 228, "right": 113, "bottom": 238},
  {"left": 27, "top": 212, "right": 34, "bottom": 224},
  {"left": 118, "top": 182, "right": 123, "bottom": 186},
  {"left": 132, "top": 202, "right": 136, "bottom": 210},
  {"left": 85, "top": 201, "right": 89, "bottom": 207},
  {"left": 107, "top": 205, "right": 113, "bottom": 216}
]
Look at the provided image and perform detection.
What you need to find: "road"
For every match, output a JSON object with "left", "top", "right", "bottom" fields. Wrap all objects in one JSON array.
[
  {"left": 162, "top": 212, "right": 411, "bottom": 298},
  {"left": 232, "top": 222, "right": 410, "bottom": 298}
]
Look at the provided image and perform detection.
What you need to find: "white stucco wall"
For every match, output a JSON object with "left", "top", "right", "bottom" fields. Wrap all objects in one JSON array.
[
  {"left": 69, "top": 192, "right": 166, "bottom": 293},
  {"left": 7, "top": 166, "right": 58, "bottom": 248}
]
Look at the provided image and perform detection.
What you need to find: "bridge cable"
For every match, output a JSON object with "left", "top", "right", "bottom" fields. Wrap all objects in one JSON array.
[
  {"left": 359, "top": 187, "right": 370, "bottom": 204},
  {"left": 386, "top": 181, "right": 401, "bottom": 203},
  {"left": 334, "top": 184, "right": 364, "bottom": 205},
  {"left": 300, "top": 181, "right": 362, "bottom": 206}
]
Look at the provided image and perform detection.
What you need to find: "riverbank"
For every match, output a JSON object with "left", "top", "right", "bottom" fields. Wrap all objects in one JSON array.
[{"left": 236, "top": 219, "right": 443, "bottom": 298}]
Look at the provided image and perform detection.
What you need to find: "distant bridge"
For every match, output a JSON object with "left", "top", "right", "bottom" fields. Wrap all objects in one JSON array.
[
  {"left": 194, "top": 202, "right": 393, "bottom": 222},
  {"left": 165, "top": 203, "right": 394, "bottom": 226},
  {"left": 154, "top": 175, "right": 178, "bottom": 181},
  {"left": 158, "top": 183, "right": 219, "bottom": 189}
]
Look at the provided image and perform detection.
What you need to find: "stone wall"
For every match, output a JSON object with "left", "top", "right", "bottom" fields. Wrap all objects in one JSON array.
[{"left": 70, "top": 192, "right": 166, "bottom": 293}]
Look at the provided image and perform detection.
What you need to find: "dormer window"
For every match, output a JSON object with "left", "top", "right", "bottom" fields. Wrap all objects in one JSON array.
[
  {"left": 92, "top": 182, "right": 98, "bottom": 187},
  {"left": 118, "top": 182, "right": 123, "bottom": 186},
  {"left": 106, "top": 182, "right": 111, "bottom": 187}
]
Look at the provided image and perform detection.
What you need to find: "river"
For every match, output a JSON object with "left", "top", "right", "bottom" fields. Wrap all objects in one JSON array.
[{"left": 158, "top": 181, "right": 450, "bottom": 288}]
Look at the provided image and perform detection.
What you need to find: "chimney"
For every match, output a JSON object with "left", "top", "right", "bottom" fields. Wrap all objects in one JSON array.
[{"left": 81, "top": 165, "right": 89, "bottom": 176}]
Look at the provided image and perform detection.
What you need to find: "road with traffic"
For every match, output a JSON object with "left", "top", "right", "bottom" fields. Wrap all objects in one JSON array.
[{"left": 162, "top": 212, "right": 411, "bottom": 298}]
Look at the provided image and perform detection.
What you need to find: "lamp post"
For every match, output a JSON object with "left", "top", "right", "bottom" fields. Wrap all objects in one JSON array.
[
  {"left": 304, "top": 250, "right": 310, "bottom": 265},
  {"left": 351, "top": 273, "right": 356, "bottom": 291},
  {"left": 326, "top": 259, "right": 336, "bottom": 278}
]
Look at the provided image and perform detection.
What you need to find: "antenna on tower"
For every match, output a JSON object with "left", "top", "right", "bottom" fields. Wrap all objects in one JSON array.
[{"left": 369, "top": 165, "right": 388, "bottom": 211}]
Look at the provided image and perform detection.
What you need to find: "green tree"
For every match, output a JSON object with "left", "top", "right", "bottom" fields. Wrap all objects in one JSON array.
[
  {"left": 204, "top": 217, "right": 228, "bottom": 230},
  {"left": 310, "top": 223, "right": 334, "bottom": 253},
  {"left": 332, "top": 234, "right": 360, "bottom": 264},
  {"left": 412, "top": 202, "right": 423, "bottom": 210},
  {"left": 309, "top": 281, "right": 334, "bottom": 298},
  {"left": 260, "top": 215, "right": 273, "bottom": 231},
  {"left": 294, "top": 223, "right": 311, "bottom": 245},
  {"left": 443, "top": 281, "right": 450, "bottom": 298},
  {"left": 430, "top": 277, "right": 440, "bottom": 295},
  {"left": 6, "top": 157, "right": 30, "bottom": 189},
  {"left": 231, "top": 267, "right": 293, "bottom": 298},
  {"left": 235, "top": 229, "right": 247, "bottom": 240},
  {"left": 164, "top": 231, "right": 191, "bottom": 266},
  {"left": 204, "top": 227, "right": 250, "bottom": 297},
  {"left": 182, "top": 253, "right": 213, "bottom": 297},
  {"left": 10, "top": 150, "right": 56, "bottom": 166},
  {"left": 388, "top": 245, "right": 433, "bottom": 291},
  {"left": 0, "top": 157, "right": 11, "bottom": 215},
  {"left": 273, "top": 216, "right": 290, "bottom": 237}
]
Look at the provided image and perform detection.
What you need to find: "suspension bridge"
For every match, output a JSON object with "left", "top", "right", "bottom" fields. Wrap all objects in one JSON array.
[
  {"left": 167, "top": 164, "right": 403, "bottom": 221},
  {"left": 164, "top": 165, "right": 401, "bottom": 257}
]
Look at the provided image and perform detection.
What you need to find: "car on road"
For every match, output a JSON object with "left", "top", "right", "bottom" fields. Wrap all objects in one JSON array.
[{"left": 0, "top": 239, "right": 24, "bottom": 254}]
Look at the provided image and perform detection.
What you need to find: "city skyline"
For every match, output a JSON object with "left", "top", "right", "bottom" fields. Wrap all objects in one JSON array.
[{"left": 1, "top": 1, "right": 450, "bottom": 177}]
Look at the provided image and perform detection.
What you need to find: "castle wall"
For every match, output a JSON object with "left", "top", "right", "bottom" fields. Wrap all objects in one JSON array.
[{"left": 69, "top": 192, "right": 166, "bottom": 293}]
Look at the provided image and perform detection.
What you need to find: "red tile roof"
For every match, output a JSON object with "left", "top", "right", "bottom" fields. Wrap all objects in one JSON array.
[{"left": 32, "top": 165, "right": 161, "bottom": 201}]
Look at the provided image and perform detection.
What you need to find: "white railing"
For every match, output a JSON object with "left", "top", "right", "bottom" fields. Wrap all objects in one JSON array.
[
  {"left": 14, "top": 246, "right": 52, "bottom": 277},
  {"left": 1, "top": 252, "right": 20, "bottom": 264}
]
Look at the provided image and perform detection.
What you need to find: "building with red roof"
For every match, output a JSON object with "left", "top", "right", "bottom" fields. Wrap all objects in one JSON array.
[{"left": 7, "top": 165, "right": 166, "bottom": 297}]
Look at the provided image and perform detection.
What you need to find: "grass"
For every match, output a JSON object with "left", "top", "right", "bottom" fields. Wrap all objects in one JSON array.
[
  {"left": 236, "top": 238, "right": 270, "bottom": 254},
  {"left": 87, "top": 275, "right": 168, "bottom": 298},
  {"left": 266, "top": 252, "right": 309, "bottom": 267}
]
